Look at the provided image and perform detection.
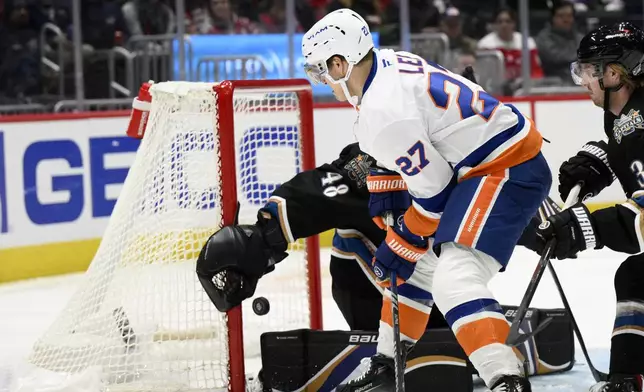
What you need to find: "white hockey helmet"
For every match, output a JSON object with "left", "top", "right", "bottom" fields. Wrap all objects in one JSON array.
[{"left": 301, "top": 9, "right": 374, "bottom": 91}]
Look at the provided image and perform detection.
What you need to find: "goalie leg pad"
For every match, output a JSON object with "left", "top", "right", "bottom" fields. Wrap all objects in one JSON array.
[
  {"left": 611, "top": 254, "right": 644, "bottom": 375},
  {"left": 432, "top": 242, "right": 522, "bottom": 387}
]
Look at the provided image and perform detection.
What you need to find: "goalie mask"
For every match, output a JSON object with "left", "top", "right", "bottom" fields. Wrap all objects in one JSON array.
[{"left": 196, "top": 225, "right": 287, "bottom": 312}]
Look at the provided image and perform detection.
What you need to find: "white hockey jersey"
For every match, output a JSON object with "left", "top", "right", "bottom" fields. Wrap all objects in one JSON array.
[{"left": 356, "top": 49, "right": 543, "bottom": 236}]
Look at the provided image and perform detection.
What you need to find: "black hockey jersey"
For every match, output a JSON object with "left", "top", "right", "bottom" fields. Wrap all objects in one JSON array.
[
  {"left": 604, "top": 88, "right": 644, "bottom": 196},
  {"left": 591, "top": 87, "right": 644, "bottom": 253},
  {"left": 260, "top": 143, "right": 385, "bottom": 254}
]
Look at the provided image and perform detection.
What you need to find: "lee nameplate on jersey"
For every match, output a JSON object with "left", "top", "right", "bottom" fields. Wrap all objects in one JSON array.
[{"left": 613, "top": 109, "right": 644, "bottom": 143}]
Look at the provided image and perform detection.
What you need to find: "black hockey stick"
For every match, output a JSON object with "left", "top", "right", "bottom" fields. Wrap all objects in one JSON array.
[
  {"left": 382, "top": 211, "right": 405, "bottom": 392},
  {"left": 390, "top": 271, "right": 405, "bottom": 392},
  {"left": 506, "top": 185, "right": 581, "bottom": 347},
  {"left": 545, "top": 258, "right": 608, "bottom": 382},
  {"left": 505, "top": 240, "right": 556, "bottom": 347},
  {"left": 538, "top": 193, "right": 608, "bottom": 381}
]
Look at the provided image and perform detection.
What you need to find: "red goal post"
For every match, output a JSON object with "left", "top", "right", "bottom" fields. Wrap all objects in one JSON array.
[{"left": 216, "top": 79, "right": 323, "bottom": 391}]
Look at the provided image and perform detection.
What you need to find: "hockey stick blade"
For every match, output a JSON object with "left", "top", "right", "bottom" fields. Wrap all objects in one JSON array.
[{"left": 390, "top": 271, "right": 405, "bottom": 392}]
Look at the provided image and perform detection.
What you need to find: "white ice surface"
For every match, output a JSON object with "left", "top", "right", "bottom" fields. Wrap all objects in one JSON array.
[{"left": 0, "top": 247, "right": 624, "bottom": 391}]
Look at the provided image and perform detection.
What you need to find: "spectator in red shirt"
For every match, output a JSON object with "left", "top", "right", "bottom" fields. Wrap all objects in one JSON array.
[
  {"left": 186, "top": 0, "right": 260, "bottom": 34},
  {"left": 477, "top": 7, "right": 544, "bottom": 81}
]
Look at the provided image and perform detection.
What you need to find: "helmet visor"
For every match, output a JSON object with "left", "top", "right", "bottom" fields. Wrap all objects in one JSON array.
[
  {"left": 570, "top": 61, "right": 602, "bottom": 85},
  {"left": 304, "top": 62, "right": 328, "bottom": 85}
]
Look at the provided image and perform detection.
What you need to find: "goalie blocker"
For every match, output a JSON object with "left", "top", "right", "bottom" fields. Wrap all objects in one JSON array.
[{"left": 259, "top": 305, "right": 574, "bottom": 392}]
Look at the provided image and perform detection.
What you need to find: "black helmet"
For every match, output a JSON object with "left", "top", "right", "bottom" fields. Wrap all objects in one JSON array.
[{"left": 577, "top": 22, "right": 644, "bottom": 78}]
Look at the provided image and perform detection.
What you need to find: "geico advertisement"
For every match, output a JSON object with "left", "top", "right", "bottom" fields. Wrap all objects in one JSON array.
[
  {"left": 0, "top": 114, "right": 333, "bottom": 250},
  {"left": 0, "top": 117, "right": 138, "bottom": 249}
]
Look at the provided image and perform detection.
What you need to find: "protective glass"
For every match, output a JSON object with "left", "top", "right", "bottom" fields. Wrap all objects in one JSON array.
[{"left": 570, "top": 61, "right": 601, "bottom": 85}]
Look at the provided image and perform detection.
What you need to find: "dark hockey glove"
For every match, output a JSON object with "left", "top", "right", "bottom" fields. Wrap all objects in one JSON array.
[
  {"left": 517, "top": 195, "right": 577, "bottom": 256},
  {"left": 535, "top": 203, "right": 601, "bottom": 260},
  {"left": 559, "top": 141, "right": 615, "bottom": 202},
  {"left": 196, "top": 215, "right": 288, "bottom": 312},
  {"left": 366, "top": 168, "right": 411, "bottom": 230}
]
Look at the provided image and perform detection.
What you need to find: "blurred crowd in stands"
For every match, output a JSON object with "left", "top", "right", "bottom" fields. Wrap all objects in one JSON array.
[{"left": 0, "top": 0, "right": 640, "bottom": 110}]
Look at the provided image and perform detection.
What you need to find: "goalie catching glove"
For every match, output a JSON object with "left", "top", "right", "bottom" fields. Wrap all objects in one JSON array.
[
  {"left": 535, "top": 202, "right": 601, "bottom": 260},
  {"left": 196, "top": 212, "right": 288, "bottom": 312}
]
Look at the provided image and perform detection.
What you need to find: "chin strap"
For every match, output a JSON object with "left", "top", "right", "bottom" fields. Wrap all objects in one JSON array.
[
  {"left": 600, "top": 76, "right": 624, "bottom": 111},
  {"left": 327, "top": 64, "right": 360, "bottom": 107}
]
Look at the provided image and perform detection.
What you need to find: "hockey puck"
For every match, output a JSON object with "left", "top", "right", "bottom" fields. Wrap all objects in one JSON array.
[{"left": 252, "top": 297, "right": 270, "bottom": 316}]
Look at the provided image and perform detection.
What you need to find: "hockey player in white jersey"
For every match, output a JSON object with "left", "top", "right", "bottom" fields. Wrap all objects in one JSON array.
[{"left": 302, "top": 9, "right": 552, "bottom": 392}]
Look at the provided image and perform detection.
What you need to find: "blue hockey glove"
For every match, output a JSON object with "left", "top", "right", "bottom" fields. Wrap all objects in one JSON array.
[
  {"left": 373, "top": 215, "right": 428, "bottom": 286},
  {"left": 366, "top": 168, "right": 411, "bottom": 230}
]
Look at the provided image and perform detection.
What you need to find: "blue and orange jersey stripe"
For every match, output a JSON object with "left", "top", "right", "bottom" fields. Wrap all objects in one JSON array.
[{"left": 459, "top": 106, "right": 543, "bottom": 182}]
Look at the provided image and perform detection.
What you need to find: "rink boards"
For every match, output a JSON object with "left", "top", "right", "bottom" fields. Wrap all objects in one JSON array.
[{"left": 0, "top": 96, "right": 624, "bottom": 283}]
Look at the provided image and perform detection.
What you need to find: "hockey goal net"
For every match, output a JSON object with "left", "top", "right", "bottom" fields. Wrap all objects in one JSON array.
[{"left": 12, "top": 80, "right": 322, "bottom": 392}]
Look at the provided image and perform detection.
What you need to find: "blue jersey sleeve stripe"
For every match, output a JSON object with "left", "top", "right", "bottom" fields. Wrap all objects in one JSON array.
[{"left": 411, "top": 177, "right": 457, "bottom": 214}]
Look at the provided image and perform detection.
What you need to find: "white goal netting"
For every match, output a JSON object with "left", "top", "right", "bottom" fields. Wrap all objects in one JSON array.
[{"left": 10, "top": 81, "right": 318, "bottom": 392}]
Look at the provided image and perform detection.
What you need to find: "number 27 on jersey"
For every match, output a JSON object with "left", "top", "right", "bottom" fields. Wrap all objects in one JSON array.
[{"left": 394, "top": 54, "right": 501, "bottom": 176}]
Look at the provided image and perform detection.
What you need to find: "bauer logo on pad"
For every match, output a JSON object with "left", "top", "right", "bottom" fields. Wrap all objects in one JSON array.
[{"left": 0, "top": 131, "right": 7, "bottom": 234}]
